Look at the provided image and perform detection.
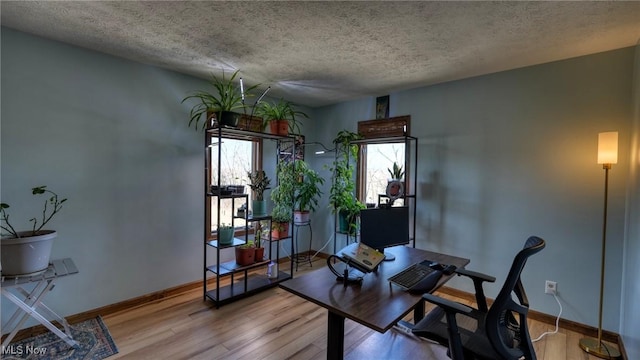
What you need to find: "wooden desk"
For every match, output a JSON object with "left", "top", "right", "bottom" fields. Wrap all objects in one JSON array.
[{"left": 279, "top": 246, "right": 469, "bottom": 360}]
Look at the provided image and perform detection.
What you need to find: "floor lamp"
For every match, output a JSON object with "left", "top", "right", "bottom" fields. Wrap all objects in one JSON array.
[{"left": 579, "top": 131, "right": 621, "bottom": 360}]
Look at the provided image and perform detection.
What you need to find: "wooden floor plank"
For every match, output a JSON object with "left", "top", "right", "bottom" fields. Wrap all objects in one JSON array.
[{"left": 100, "top": 258, "right": 621, "bottom": 360}]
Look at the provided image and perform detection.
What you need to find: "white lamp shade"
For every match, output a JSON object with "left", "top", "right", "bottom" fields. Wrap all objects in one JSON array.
[{"left": 597, "top": 132, "right": 618, "bottom": 164}]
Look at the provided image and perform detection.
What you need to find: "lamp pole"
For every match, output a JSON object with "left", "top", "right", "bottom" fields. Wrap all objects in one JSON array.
[{"left": 579, "top": 133, "right": 621, "bottom": 359}]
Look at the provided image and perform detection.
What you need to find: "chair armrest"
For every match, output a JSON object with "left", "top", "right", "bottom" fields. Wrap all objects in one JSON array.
[
  {"left": 422, "top": 293, "right": 473, "bottom": 315},
  {"left": 455, "top": 268, "right": 496, "bottom": 283},
  {"left": 454, "top": 268, "right": 496, "bottom": 312}
]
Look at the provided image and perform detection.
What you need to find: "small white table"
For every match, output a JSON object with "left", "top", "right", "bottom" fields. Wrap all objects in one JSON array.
[{"left": 1, "top": 258, "right": 79, "bottom": 348}]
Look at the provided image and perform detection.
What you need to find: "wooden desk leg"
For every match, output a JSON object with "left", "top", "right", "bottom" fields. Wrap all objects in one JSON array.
[
  {"left": 413, "top": 298, "right": 425, "bottom": 323},
  {"left": 327, "top": 311, "right": 345, "bottom": 360}
]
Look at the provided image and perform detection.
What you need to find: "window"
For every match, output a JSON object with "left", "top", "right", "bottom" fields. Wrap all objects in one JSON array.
[
  {"left": 356, "top": 115, "right": 410, "bottom": 207},
  {"left": 361, "top": 143, "right": 406, "bottom": 206},
  {"left": 211, "top": 138, "right": 260, "bottom": 231}
]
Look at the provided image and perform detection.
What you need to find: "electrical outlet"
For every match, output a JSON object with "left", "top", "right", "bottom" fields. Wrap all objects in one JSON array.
[{"left": 545, "top": 280, "right": 557, "bottom": 295}]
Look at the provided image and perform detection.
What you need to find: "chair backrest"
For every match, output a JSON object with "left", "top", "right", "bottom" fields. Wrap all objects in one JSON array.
[{"left": 485, "top": 236, "right": 546, "bottom": 360}]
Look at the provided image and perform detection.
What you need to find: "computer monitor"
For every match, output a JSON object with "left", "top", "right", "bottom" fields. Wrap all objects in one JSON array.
[{"left": 359, "top": 206, "right": 409, "bottom": 261}]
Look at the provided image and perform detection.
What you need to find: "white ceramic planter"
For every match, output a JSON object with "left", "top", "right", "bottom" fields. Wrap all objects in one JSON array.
[
  {"left": 294, "top": 210, "right": 310, "bottom": 224},
  {"left": 1, "top": 230, "right": 56, "bottom": 276}
]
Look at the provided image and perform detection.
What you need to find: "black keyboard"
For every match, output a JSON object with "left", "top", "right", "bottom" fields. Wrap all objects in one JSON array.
[{"left": 388, "top": 260, "right": 435, "bottom": 289}]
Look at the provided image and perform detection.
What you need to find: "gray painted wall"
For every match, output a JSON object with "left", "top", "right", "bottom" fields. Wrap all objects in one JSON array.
[
  {"left": 621, "top": 41, "right": 640, "bottom": 360},
  {"left": 2, "top": 28, "right": 638, "bottom": 357},
  {"left": 1, "top": 28, "right": 207, "bottom": 324}
]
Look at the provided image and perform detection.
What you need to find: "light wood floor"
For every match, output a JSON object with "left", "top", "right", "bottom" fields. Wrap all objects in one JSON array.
[{"left": 102, "top": 258, "right": 616, "bottom": 360}]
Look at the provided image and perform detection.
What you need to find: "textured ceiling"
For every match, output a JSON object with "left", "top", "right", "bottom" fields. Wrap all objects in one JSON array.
[{"left": 2, "top": 1, "right": 639, "bottom": 107}]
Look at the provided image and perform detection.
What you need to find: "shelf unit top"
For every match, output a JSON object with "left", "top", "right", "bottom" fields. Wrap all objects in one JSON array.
[
  {"left": 350, "top": 135, "right": 417, "bottom": 145},
  {"left": 206, "top": 126, "right": 296, "bottom": 142}
]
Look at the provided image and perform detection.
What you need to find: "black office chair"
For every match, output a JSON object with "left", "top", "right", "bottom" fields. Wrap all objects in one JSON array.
[{"left": 412, "top": 236, "right": 545, "bottom": 360}]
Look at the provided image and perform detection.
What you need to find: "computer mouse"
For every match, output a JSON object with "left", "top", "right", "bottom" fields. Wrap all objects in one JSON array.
[{"left": 429, "top": 262, "right": 445, "bottom": 271}]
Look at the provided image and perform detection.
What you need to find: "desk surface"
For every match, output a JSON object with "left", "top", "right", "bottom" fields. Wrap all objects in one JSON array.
[{"left": 279, "top": 246, "right": 470, "bottom": 333}]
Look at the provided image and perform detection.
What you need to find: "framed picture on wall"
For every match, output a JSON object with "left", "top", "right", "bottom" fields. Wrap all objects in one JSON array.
[{"left": 376, "top": 95, "right": 389, "bottom": 119}]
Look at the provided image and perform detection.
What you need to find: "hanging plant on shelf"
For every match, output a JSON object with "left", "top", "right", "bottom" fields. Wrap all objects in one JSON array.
[
  {"left": 181, "top": 69, "right": 260, "bottom": 131},
  {"left": 255, "top": 98, "right": 308, "bottom": 135}
]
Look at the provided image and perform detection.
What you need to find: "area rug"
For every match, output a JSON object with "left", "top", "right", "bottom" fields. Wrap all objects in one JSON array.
[{"left": 2, "top": 316, "right": 118, "bottom": 360}]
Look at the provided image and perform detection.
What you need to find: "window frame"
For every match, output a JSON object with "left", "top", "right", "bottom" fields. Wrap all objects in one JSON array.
[{"left": 356, "top": 115, "right": 411, "bottom": 203}]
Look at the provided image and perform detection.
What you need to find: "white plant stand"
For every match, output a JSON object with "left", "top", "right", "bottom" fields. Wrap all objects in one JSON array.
[{"left": 1, "top": 258, "right": 79, "bottom": 348}]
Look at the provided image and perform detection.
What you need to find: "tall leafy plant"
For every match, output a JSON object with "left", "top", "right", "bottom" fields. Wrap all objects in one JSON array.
[
  {"left": 293, "top": 161, "right": 325, "bottom": 212},
  {"left": 270, "top": 161, "right": 296, "bottom": 224},
  {"left": 181, "top": 70, "right": 259, "bottom": 131},
  {"left": 328, "top": 130, "right": 365, "bottom": 235}
]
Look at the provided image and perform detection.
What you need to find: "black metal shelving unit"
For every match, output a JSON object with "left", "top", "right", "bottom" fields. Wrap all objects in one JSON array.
[
  {"left": 350, "top": 134, "right": 419, "bottom": 248},
  {"left": 204, "top": 126, "right": 295, "bottom": 307}
]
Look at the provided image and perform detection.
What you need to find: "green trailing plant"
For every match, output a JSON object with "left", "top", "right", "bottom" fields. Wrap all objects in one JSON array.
[
  {"left": 181, "top": 69, "right": 259, "bottom": 131},
  {"left": 340, "top": 196, "right": 366, "bottom": 236},
  {"left": 270, "top": 161, "right": 296, "bottom": 227},
  {"left": 388, "top": 162, "right": 404, "bottom": 180},
  {"left": 293, "top": 160, "right": 325, "bottom": 213},
  {"left": 327, "top": 130, "right": 365, "bottom": 235},
  {"left": 247, "top": 170, "right": 271, "bottom": 201},
  {"left": 255, "top": 98, "right": 308, "bottom": 134},
  {"left": 328, "top": 130, "right": 363, "bottom": 213},
  {"left": 0, "top": 186, "right": 67, "bottom": 238}
]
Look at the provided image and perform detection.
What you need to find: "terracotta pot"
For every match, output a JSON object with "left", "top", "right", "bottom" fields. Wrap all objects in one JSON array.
[
  {"left": 271, "top": 222, "right": 290, "bottom": 240},
  {"left": 255, "top": 247, "right": 265, "bottom": 262},
  {"left": 269, "top": 120, "right": 289, "bottom": 136},
  {"left": 235, "top": 246, "right": 255, "bottom": 266}
]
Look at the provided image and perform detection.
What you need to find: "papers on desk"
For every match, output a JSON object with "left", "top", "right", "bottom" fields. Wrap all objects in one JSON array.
[{"left": 340, "top": 242, "right": 385, "bottom": 272}]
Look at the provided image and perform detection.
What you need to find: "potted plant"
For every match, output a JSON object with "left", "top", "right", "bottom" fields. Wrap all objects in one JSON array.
[
  {"left": 293, "top": 161, "right": 325, "bottom": 224},
  {"left": 385, "top": 161, "right": 405, "bottom": 206},
  {"left": 328, "top": 130, "right": 365, "bottom": 235},
  {"left": 255, "top": 98, "right": 308, "bottom": 136},
  {"left": 247, "top": 170, "right": 271, "bottom": 217},
  {"left": 337, "top": 196, "right": 366, "bottom": 236},
  {"left": 1, "top": 186, "right": 67, "bottom": 276},
  {"left": 253, "top": 221, "right": 268, "bottom": 262},
  {"left": 388, "top": 161, "right": 404, "bottom": 181},
  {"left": 217, "top": 223, "right": 235, "bottom": 246},
  {"left": 182, "top": 69, "right": 259, "bottom": 131},
  {"left": 235, "top": 241, "right": 256, "bottom": 266},
  {"left": 270, "top": 206, "right": 291, "bottom": 240},
  {"left": 270, "top": 161, "right": 296, "bottom": 239}
]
